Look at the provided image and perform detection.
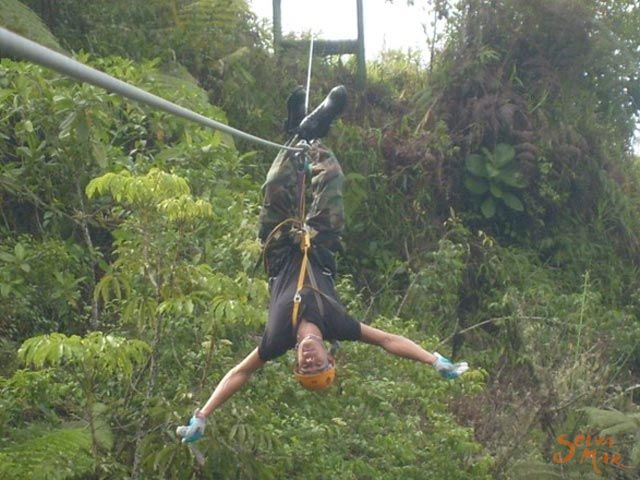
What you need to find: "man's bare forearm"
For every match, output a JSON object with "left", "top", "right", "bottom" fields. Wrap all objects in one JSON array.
[{"left": 199, "top": 347, "right": 265, "bottom": 417}]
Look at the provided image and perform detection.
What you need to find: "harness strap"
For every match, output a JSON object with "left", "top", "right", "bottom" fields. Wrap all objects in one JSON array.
[{"left": 291, "top": 229, "right": 311, "bottom": 328}]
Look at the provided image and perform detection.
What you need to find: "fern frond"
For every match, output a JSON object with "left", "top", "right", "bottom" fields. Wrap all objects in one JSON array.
[
  {"left": 0, "top": 425, "right": 94, "bottom": 480},
  {"left": 581, "top": 407, "right": 640, "bottom": 435}
]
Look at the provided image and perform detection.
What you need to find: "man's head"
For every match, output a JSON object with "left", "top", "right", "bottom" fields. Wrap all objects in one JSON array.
[{"left": 294, "top": 334, "right": 335, "bottom": 390}]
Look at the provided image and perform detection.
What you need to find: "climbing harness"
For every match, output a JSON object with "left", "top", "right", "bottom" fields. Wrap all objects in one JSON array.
[
  {"left": 259, "top": 138, "right": 329, "bottom": 331},
  {"left": 0, "top": 28, "right": 301, "bottom": 153}
]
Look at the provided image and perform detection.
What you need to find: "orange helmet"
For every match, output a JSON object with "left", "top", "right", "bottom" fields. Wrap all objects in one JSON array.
[{"left": 294, "top": 358, "right": 336, "bottom": 391}]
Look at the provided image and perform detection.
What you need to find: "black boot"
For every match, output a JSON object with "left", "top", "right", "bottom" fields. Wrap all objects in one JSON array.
[
  {"left": 284, "top": 86, "right": 307, "bottom": 135},
  {"left": 297, "top": 85, "right": 347, "bottom": 141}
]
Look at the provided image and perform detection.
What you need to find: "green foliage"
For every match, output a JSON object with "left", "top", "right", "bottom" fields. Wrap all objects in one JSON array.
[
  {"left": 84, "top": 160, "right": 272, "bottom": 477},
  {"left": 581, "top": 407, "right": 640, "bottom": 438},
  {"left": 367, "top": 49, "right": 428, "bottom": 103},
  {"left": 0, "top": 53, "right": 231, "bottom": 229},
  {"left": 415, "top": 0, "right": 640, "bottom": 246},
  {"left": 0, "top": 51, "right": 241, "bottom": 344},
  {"left": 0, "top": 369, "right": 65, "bottom": 429},
  {"left": 88, "top": 168, "right": 190, "bottom": 207},
  {"left": 0, "top": 236, "right": 92, "bottom": 341},
  {"left": 0, "top": 0, "right": 60, "bottom": 50},
  {"left": 0, "top": 426, "right": 96, "bottom": 480},
  {"left": 464, "top": 143, "right": 526, "bottom": 218},
  {"left": 0, "top": 333, "right": 144, "bottom": 480},
  {"left": 19, "top": 332, "right": 150, "bottom": 376},
  {"left": 507, "top": 406, "right": 640, "bottom": 479},
  {"left": 580, "top": 407, "right": 640, "bottom": 473},
  {"left": 20, "top": 0, "right": 279, "bottom": 139},
  {"left": 401, "top": 237, "right": 468, "bottom": 334},
  {"left": 455, "top": 239, "right": 640, "bottom": 478}
]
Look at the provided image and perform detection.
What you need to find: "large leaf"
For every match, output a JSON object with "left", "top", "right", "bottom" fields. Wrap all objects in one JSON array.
[
  {"left": 465, "top": 153, "right": 488, "bottom": 178},
  {"left": 481, "top": 197, "right": 496, "bottom": 218},
  {"left": 492, "top": 143, "right": 516, "bottom": 168},
  {"left": 489, "top": 183, "right": 504, "bottom": 198},
  {"left": 502, "top": 192, "right": 524, "bottom": 211},
  {"left": 463, "top": 176, "right": 489, "bottom": 194},
  {"left": 498, "top": 164, "right": 526, "bottom": 188}
]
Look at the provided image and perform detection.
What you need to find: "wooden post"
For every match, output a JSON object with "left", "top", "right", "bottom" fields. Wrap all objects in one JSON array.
[
  {"left": 272, "top": 0, "right": 282, "bottom": 51},
  {"left": 271, "top": 0, "right": 366, "bottom": 88}
]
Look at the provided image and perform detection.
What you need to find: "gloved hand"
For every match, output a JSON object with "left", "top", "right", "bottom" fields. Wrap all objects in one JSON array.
[
  {"left": 433, "top": 352, "right": 469, "bottom": 380},
  {"left": 176, "top": 411, "right": 206, "bottom": 444}
]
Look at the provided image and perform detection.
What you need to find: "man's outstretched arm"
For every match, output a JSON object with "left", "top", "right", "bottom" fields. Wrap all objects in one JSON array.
[
  {"left": 359, "top": 324, "right": 468, "bottom": 379},
  {"left": 360, "top": 324, "right": 437, "bottom": 364},
  {"left": 177, "top": 347, "right": 265, "bottom": 443},
  {"left": 199, "top": 347, "right": 266, "bottom": 417}
]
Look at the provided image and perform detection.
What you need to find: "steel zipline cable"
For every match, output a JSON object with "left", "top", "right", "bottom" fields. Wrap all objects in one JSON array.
[{"left": 0, "top": 28, "right": 301, "bottom": 152}]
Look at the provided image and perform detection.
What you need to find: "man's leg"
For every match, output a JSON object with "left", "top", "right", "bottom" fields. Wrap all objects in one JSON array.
[
  {"left": 257, "top": 146, "right": 299, "bottom": 242},
  {"left": 257, "top": 142, "right": 306, "bottom": 276},
  {"left": 305, "top": 141, "right": 345, "bottom": 254}
]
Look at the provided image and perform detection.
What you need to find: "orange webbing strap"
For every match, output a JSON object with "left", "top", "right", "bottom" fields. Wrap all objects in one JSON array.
[{"left": 291, "top": 229, "right": 311, "bottom": 328}]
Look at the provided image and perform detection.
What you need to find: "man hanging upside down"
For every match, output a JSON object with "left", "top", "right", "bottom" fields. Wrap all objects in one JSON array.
[{"left": 177, "top": 85, "right": 469, "bottom": 443}]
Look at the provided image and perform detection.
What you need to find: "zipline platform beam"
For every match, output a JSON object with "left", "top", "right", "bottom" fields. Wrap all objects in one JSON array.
[{"left": 272, "top": 0, "right": 366, "bottom": 88}]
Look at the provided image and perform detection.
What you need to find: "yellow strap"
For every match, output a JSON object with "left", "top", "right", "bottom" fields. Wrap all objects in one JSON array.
[{"left": 291, "top": 229, "right": 312, "bottom": 328}]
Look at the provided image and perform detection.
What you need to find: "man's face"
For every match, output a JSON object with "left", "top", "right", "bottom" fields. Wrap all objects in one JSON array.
[{"left": 296, "top": 335, "right": 330, "bottom": 374}]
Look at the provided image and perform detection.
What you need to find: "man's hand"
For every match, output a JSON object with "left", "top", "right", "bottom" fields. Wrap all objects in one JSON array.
[
  {"left": 176, "top": 412, "right": 206, "bottom": 444},
  {"left": 433, "top": 352, "right": 469, "bottom": 380}
]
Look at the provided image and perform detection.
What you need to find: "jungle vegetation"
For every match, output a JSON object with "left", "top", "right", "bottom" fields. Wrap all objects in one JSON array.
[{"left": 1, "top": 0, "right": 640, "bottom": 478}]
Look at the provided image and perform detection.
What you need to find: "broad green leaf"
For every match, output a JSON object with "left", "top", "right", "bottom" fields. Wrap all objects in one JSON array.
[
  {"left": 463, "top": 176, "right": 489, "bottom": 194},
  {"left": 59, "top": 111, "right": 76, "bottom": 133},
  {"left": 489, "top": 183, "right": 504, "bottom": 198},
  {"left": 502, "top": 192, "right": 524, "bottom": 211},
  {"left": 493, "top": 143, "right": 516, "bottom": 168},
  {"left": 14, "top": 243, "right": 26, "bottom": 259},
  {"left": 0, "top": 251, "right": 15, "bottom": 262},
  {"left": 481, "top": 197, "right": 496, "bottom": 218},
  {"left": 91, "top": 141, "right": 108, "bottom": 169},
  {"left": 486, "top": 163, "right": 500, "bottom": 178},
  {"left": 465, "top": 154, "right": 488, "bottom": 177},
  {"left": 498, "top": 166, "right": 526, "bottom": 188}
]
